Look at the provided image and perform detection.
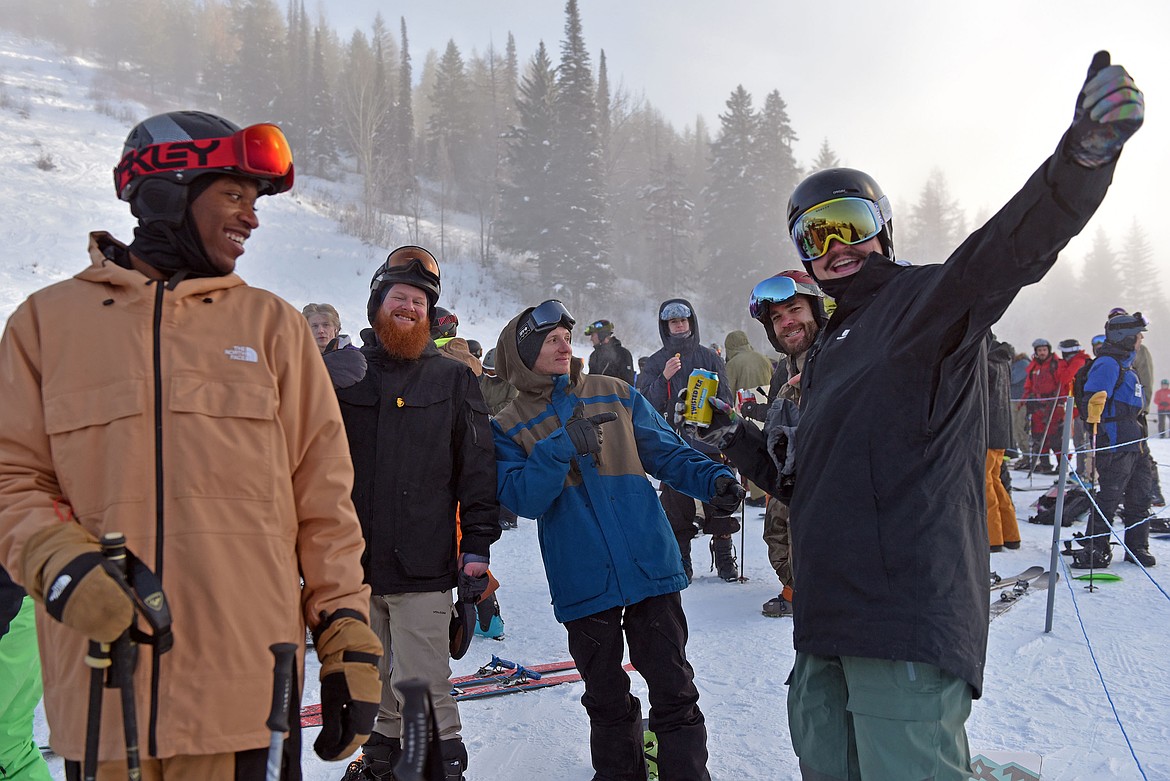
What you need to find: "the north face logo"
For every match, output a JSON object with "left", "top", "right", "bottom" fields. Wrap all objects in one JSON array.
[{"left": 224, "top": 345, "right": 258, "bottom": 363}]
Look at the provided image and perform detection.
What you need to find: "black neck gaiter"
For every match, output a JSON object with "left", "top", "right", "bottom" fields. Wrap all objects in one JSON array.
[{"left": 128, "top": 216, "right": 221, "bottom": 279}]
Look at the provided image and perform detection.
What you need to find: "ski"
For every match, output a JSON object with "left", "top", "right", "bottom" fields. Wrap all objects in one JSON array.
[
  {"left": 300, "top": 657, "right": 579, "bottom": 727},
  {"left": 454, "top": 663, "right": 636, "bottom": 701},
  {"left": 989, "top": 571, "right": 1058, "bottom": 621},
  {"left": 989, "top": 565, "right": 1044, "bottom": 591}
]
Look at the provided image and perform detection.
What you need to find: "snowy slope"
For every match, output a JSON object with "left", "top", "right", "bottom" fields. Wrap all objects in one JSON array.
[{"left": 6, "top": 32, "right": 1170, "bottom": 781}]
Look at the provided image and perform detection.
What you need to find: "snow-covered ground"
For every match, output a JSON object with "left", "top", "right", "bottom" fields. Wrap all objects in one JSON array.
[{"left": 6, "top": 31, "right": 1170, "bottom": 781}]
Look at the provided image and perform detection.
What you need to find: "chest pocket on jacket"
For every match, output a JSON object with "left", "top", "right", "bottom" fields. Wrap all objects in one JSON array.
[
  {"left": 168, "top": 377, "right": 276, "bottom": 502},
  {"left": 44, "top": 380, "right": 148, "bottom": 515}
]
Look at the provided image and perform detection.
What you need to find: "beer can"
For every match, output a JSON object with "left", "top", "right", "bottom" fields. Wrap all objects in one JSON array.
[{"left": 683, "top": 369, "right": 719, "bottom": 427}]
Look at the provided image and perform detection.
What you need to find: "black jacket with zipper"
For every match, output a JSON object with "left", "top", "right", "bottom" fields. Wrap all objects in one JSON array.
[
  {"left": 790, "top": 149, "right": 1119, "bottom": 698},
  {"left": 335, "top": 331, "right": 500, "bottom": 595}
]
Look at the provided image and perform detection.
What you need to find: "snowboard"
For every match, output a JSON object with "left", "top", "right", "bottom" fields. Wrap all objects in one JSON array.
[
  {"left": 989, "top": 571, "right": 1058, "bottom": 621},
  {"left": 989, "top": 565, "right": 1044, "bottom": 591}
]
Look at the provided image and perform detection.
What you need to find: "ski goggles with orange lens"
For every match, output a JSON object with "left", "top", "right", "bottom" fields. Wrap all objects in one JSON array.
[
  {"left": 790, "top": 196, "right": 892, "bottom": 262},
  {"left": 114, "top": 123, "right": 294, "bottom": 198}
]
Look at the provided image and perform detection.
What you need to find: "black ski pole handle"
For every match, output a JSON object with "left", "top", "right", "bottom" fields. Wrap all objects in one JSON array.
[
  {"left": 265, "top": 642, "right": 297, "bottom": 781},
  {"left": 100, "top": 532, "right": 141, "bottom": 781}
]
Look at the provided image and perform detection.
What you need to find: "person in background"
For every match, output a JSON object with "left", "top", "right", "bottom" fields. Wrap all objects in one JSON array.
[
  {"left": 988, "top": 336, "right": 1022, "bottom": 552},
  {"left": 1019, "top": 338, "right": 1065, "bottom": 474},
  {"left": 1010, "top": 350, "right": 1031, "bottom": 458},
  {"left": 1058, "top": 338, "right": 1092, "bottom": 478},
  {"left": 1075, "top": 313, "right": 1155, "bottom": 569},
  {"left": 585, "top": 319, "right": 636, "bottom": 385},
  {"left": 303, "top": 302, "right": 348, "bottom": 353},
  {"left": 432, "top": 307, "right": 482, "bottom": 377},
  {"left": 0, "top": 565, "right": 52, "bottom": 781},
  {"left": 492, "top": 299, "right": 742, "bottom": 781},
  {"left": 480, "top": 348, "right": 521, "bottom": 532},
  {"left": 722, "top": 329, "right": 776, "bottom": 509},
  {"left": 1108, "top": 307, "right": 1164, "bottom": 506},
  {"left": 1155, "top": 379, "right": 1170, "bottom": 439},
  {"left": 0, "top": 110, "right": 380, "bottom": 779}
]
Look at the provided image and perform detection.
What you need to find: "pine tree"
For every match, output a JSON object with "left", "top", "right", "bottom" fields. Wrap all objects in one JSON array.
[
  {"left": 387, "top": 16, "right": 416, "bottom": 213},
  {"left": 756, "top": 90, "right": 802, "bottom": 270},
  {"left": 901, "top": 168, "right": 965, "bottom": 263},
  {"left": 426, "top": 40, "right": 471, "bottom": 190},
  {"left": 1118, "top": 219, "right": 1168, "bottom": 327},
  {"left": 1079, "top": 226, "right": 1123, "bottom": 317},
  {"left": 305, "top": 24, "right": 338, "bottom": 177},
  {"left": 225, "top": 0, "right": 287, "bottom": 125},
  {"left": 810, "top": 137, "right": 840, "bottom": 171},
  {"left": 337, "top": 29, "right": 393, "bottom": 233},
  {"left": 596, "top": 49, "right": 611, "bottom": 159},
  {"left": 499, "top": 42, "right": 559, "bottom": 287},
  {"left": 702, "top": 85, "right": 763, "bottom": 315},
  {"left": 548, "top": 0, "right": 612, "bottom": 309},
  {"left": 641, "top": 152, "right": 696, "bottom": 298}
]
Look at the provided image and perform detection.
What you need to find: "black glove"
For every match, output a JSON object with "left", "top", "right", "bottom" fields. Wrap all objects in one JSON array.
[
  {"left": 457, "top": 569, "right": 489, "bottom": 603},
  {"left": 313, "top": 612, "right": 382, "bottom": 761},
  {"left": 739, "top": 397, "right": 768, "bottom": 422},
  {"left": 765, "top": 398, "right": 800, "bottom": 479},
  {"left": 709, "top": 475, "right": 745, "bottom": 514},
  {"left": 695, "top": 397, "right": 742, "bottom": 450},
  {"left": 1064, "top": 51, "right": 1143, "bottom": 169},
  {"left": 323, "top": 347, "right": 368, "bottom": 389},
  {"left": 564, "top": 403, "right": 617, "bottom": 456}
]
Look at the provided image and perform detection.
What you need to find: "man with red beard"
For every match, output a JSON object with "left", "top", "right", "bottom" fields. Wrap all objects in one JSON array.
[{"left": 324, "top": 246, "right": 500, "bottom": 781}]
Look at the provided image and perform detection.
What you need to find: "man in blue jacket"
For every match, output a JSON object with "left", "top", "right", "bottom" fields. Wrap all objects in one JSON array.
[
  {"left": 492, "top": 299, "right": 743, "bottom": 781},
  {"left": 781, "top": 52, "right": 1142, "bottom": 780},
  {"left": 1076, "top": 313, "right": 1155, "bottom": 569}
]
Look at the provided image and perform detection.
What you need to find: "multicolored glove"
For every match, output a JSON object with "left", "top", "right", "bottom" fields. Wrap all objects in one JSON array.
[
  {"left": 1064, "top": 51, "right": 1144, "bottom": 169},
  {"left": 695, "top": 397, "right": 742, "bottom": 449},
  {"left": 313, "top": 611, "right": 383, "bottom": 761},
  {"left": 21, "top": 522, "right": 135, "bottom": 643}
]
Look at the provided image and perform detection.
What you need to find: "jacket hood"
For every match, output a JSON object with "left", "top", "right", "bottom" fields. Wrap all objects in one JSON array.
[
  {"left": 496, "top": 309, "right": 583, "bottom": 395},
  {"left": 84, "top": 232, "right": 245, "bottom": 298},
  {"left": 724, "top": 330, "right": 752, "bottom": 358},
  {"left": 657, "top": 297, "right": 700, "bottom": 350}
]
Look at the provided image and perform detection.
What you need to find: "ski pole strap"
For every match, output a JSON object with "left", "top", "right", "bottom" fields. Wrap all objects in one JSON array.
[{"left": 97, "top": 534, "right": 174, "bottom": 654}]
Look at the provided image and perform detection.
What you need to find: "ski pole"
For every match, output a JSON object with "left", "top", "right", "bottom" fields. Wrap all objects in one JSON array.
[
  {"left": 738, "top": 475, "right": 748, "bottom": 583},
  {"left": 83, "top": 640, "right": 111, "bottom": 781},
  {"left": 100, "top": 532, "right": 141, "bottom": 781},
  {"left": 265, "top": 642, "right": 297, "bottom": 781}
]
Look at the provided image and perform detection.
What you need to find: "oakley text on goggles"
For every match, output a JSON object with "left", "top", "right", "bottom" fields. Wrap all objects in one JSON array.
[
  {"left": 748, "top": 276, "right": 820, "bottom": 320},
  {"left": 517, "top": 300, "right": 575, "bottom": 345},
  {"left": 791, "top": 196, "right": 892, "bottom": 262},
  {"left": 660, "top": 302, "right": 693, "bottom": 321},
  {"left": 115, "top": 123, "right": 294, "bottom": 198}
]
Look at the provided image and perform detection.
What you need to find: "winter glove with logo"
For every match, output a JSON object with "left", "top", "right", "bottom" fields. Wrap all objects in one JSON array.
[
  {"left": 313, "top": 611, "right": 383, "bottom": 761},
  {"left": 709, "top": 475, "right": 746, "bottom": 514},
  {"left": 738, "top": 397, "right": 768, "bottom": 423},
  {"left": 1064, "top": 51, "right": 1144, "bottom": 169},
  {"left": 695, "top": 397, "right": 743, "bottom": 450},
  {"left": 20, "top": 522, "right": 135, "bottom": 643},
  {"left": 323, "top": 347, "right": 368, "bottom": 389},
  {"left": 564, "top": 403, "right": 617, "bottom": 457},
  {"left": 1085, "top": 390, "right": 1108, "bottom": 425}
]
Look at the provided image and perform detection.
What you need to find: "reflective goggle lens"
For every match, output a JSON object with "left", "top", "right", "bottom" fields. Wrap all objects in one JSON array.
[
  {"left": 385, "top": 246, "right": 441, "bottom": 278},
  {"left": 748, "top": 276, "right": 800, "bottom": 320},
  {"left": 791, "top": 197, "right": 889, "bottom": 262},
  {"left": 237, "top": 123, "right": 293, "bottom": 178},
  {"left": 584, "top": 320, "right": 609, "bottom": 335},
  {"left": 660, "top": 302, "right": 692, "bottom": 321}
]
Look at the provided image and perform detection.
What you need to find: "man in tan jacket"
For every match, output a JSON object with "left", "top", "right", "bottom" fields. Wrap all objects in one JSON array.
[{"left": 0, "top": 111, "right": 380, "bottom": 780}]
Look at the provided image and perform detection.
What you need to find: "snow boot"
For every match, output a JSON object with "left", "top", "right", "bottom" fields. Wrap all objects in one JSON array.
[
  {"left": 441, "top": 739, "right": 468, "bottom": 781},
  {"left": 1071, "top": 545, "right": 1112, "bottom": 569},
  {"left": 1124, "top": 523, "right": 1156, "bottom": 567},
  {"left": 710, "top": 536, "right": 739, "bottom": 581},
  {"left": 762, "top": 594, "right": 791, "bottom": 618},
  {"left": 474, "top": 593, "right": 505, "bottom": 639},
  {"left": 344, "top": 734, "right": 401, "bottom": 780}
]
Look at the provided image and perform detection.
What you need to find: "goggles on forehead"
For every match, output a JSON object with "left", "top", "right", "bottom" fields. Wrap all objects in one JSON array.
[
  {"left": 790, "top": 196, "right": 892, "bottom": 262},
  {"left": 660, "top": 302, "right": 692, "bottom": 321},
  {"left": 517, "top": 300, "right": 575, "bottom": 346},
  {"left": 371, "top": 247, "right": 441, "bottom": 291},
  {"left": 748, "top": 275, "right": 821, "bottom": 320},
  {"left": 584, "top": 320, "right": 611, "bottom": 335},
  {"left": 114, "top": 123, "right": 294, "bottom": 198}
]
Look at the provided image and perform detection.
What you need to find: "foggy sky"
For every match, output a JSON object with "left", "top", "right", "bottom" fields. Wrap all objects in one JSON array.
[{"left": 326, "top": 0, "right": 1170, "bottom": 276}]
